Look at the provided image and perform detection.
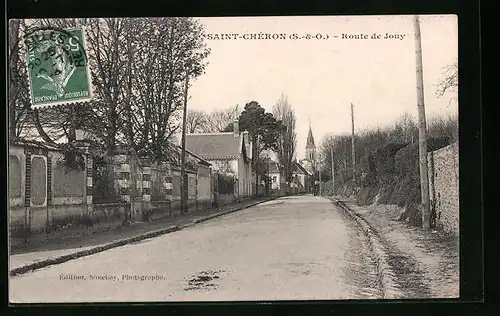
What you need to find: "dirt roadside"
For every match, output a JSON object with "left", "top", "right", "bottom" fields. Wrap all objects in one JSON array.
[{"left": 341, "top": 198, "right": 459, "bottom": 299}]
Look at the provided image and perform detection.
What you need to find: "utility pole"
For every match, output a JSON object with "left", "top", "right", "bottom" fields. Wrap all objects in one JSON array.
[
  {"left": 331, "top": 146, "right": 335, "bottom": 194},
  {"left": 413, "top": 15, "right": 431, "bottom": 230},
  {"left": 180, "top": 66, "right": 190, "bottom": 214},
  {"left": 254, "top": 136, "right": 260, "bottom": 197},
  {"left": 267, "top": 150, "right": 271, "bottom": 196},
  {"left": 318, "top": 159, "right": 322, "bottom": 196},
  {"left": 344, "top": 137, "right": 348, "bottom": 172},
  {"left": 351, "top": 103, "right": 356, "bottom": 186}
]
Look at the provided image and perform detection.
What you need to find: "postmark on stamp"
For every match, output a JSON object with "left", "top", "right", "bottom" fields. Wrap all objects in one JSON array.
[{"left": 23, "top": 27, "right": 93, "bottom": 108}]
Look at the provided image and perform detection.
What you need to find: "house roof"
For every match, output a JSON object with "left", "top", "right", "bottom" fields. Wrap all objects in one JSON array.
[
  {"left": 173, "top": 144, "right": 212, "bottom": 167},
  {"left": 293, "top": 161, "right": 310, "bottom": 175},
  {"left": 185, "top": 132, "right": 251, "bottom": 161},
  {"left": 10, "top": 138, "right": 62, "bottom": 151},
  {"left": 265, "top": 159, "right": 310, "bottom": 175}
]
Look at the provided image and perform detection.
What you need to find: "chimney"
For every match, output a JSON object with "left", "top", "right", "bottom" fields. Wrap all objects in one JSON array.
[{"left": 233, "top": 120, "right": 239, "bottom": 137}]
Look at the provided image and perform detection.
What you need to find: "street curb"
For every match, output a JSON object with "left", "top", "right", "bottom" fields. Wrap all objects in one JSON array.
[
  {"left": 9, "top": 225, "right": 180, "bottom": 277},
  {"left": 191, "top": 196, "right": 281, "bottom": 225},
  {"left": 10, "top": 196, "right": 281, "bottom": 277},
  {"left": 330, "top": 197, "right": 402, "bottom": 299}
]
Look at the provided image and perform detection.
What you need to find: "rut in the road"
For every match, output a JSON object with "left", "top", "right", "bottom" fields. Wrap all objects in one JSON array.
[
  {"left": 338, "top": 209, "right": 385, "bottom": 299},
  {"left": 383, "top": 242, "right": 432, "bottom": 298}
]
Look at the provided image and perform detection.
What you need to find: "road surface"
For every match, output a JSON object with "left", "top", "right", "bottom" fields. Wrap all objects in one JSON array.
[{"left": 10, "top": 195, "right": 383, "bottom": 302}]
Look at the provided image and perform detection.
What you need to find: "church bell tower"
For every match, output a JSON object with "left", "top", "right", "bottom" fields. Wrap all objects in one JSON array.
[{"left": 305, "top": 117, "right": 316, "bottom": 163}]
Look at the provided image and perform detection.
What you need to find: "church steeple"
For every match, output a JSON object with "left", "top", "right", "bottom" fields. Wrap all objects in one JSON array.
[{"left": 305, "top": 117, "right": 316, "bottom": 162}]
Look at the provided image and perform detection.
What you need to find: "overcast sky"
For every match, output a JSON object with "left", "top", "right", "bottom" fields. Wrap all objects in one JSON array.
[{"left": 188, "top": 15, "right": 458, "bottom": 159}]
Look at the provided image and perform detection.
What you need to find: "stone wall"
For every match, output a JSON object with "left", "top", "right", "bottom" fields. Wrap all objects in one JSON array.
[
  {"left": 218, "top": 194, "right": 237, "bottom": 205},
  {"left": 428, "top": 142, "right": 459, "bottom": 236},
  {"left": 9, "top": 142, "right": 218, "bottom": 246}
]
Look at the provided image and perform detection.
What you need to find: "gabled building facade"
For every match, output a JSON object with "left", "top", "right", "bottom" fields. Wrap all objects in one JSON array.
[
  {"left": 266, "top": 158, "right": 310, "bottom": 193},
  {"left": 292, "top": 161, "right": 311, "bottom": 190},
  {"left": 267, "top": 159, "right": 282, "bottom": 190},
  {"left": 185, "top": 121, "right": 254, "bottom": 199}
]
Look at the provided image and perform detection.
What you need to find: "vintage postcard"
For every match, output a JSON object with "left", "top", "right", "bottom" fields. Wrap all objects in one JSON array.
[{"left": 8, "top": 15, "right": 459, "bottom": 303}]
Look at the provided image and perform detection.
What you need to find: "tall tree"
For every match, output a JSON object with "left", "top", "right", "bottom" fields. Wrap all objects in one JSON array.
[
  {"left": 121, "top": 18, "right": 141, "bottom": 149},
  {"left": 10, "top": 17, "right": 211, "bottom": 171},
  {"left": 272, "top": 93, "right": 296, "bottom": 194},
  {"left": 239, "top": 101, "right": 283, "bottom": 194},
  {"left": 132, "top": 17, "right": 210, "bottom": 162},
  {"left": 85, "top": 17, "right": 132, "bottom": 155}
]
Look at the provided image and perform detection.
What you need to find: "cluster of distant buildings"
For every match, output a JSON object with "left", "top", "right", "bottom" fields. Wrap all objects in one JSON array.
[
  {"left": 184, "top": 119, "right": 317, "bottom": 195},
  {"left": 8, "top": 116, "right": 319, "bottom": 245}
]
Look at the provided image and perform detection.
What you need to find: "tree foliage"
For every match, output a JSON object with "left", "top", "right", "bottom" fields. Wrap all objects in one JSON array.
[
  {"left": 238, "top": 101, "right": 283, "bottom": 193},
  {"left": 239, "top": 101, "right": 282, "bottom": 154},
  {"left": 318, "top": 134, "right": 353, "bottom": 183},
  {"left": 318, "top": 112, "right": 458, "bottom": 185},
  {"left": 8, "top": 17, "right": 210, "bottom": 163},
  {"left": 272, "top": 93, "right": 297, "bottom": 187}
]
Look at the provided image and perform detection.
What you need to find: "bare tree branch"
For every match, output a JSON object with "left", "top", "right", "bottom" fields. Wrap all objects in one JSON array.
[
  {"left": 186, "top": 109, "right": 208, "bottom": 133},
  {"left": 435, "top": 61, "right": 458, "bottom": 108},
  {"left": 203, "top": 105, "right": 240, "bottom": 132}
]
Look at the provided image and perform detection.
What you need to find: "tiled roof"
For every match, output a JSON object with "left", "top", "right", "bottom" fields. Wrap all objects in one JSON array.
[
  {"left": 185, "top": 133, "right": 242, "bottom": 160},
  {"left": 172, "top": 144, "right": 211, "bottom": 166}
]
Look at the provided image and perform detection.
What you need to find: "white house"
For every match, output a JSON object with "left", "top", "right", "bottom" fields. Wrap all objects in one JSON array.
[
  {"left": 267, "top": 160, "right": 282, "bottom": 190},
  {"left": 185, "top": 121, "right": 254, "bottom": 198},
  {"left": 266, "top": 158, "right": 310, "bottom": 192}
]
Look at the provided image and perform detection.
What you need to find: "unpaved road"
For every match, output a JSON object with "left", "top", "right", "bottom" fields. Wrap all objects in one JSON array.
[{"left": 10, "top": 195, "right": 382, "bottom": 302}]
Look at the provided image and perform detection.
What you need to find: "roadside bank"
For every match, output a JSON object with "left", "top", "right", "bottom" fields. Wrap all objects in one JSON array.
[{"left": 335, "top": 196, "right": 459, "bottom": 298}]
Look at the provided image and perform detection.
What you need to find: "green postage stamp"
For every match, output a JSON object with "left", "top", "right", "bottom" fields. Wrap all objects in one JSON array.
[{"left": 23, "top": 27, "right": 93, "bottom": 108}]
